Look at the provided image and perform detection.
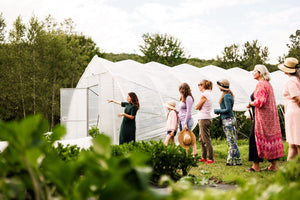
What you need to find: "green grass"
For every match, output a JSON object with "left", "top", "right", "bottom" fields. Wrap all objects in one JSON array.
[{"left": 189, "top": 139, "right": 289, "bottom": 184}]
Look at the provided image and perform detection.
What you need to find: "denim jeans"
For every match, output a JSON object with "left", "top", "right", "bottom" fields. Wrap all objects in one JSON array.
[{"left": 179, "top": 118, "right": 194, "bottom": 131}]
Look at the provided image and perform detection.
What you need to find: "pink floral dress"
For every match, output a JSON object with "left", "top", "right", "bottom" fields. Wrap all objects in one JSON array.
[{"left": 253, "top": 80, "right": 284, "bottom": 160}]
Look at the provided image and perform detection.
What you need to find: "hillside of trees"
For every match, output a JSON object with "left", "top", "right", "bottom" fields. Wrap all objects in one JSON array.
[{"left": 0, "top": 13, "right": 299, "bottom": 128}]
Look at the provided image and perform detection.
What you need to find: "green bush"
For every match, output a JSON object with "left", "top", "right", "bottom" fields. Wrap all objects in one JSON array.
[
  {"left": 111, "top": 141, "right": 199, "bottom": 184},
  {"left": 53, "top": 142, "right": 81, "bottom": 162},
  {"left": 277, "top": 105, "right": 285, "bottom": 139},
  {"left": 88, "top": 125, "right": 101, "bottom": 138}
]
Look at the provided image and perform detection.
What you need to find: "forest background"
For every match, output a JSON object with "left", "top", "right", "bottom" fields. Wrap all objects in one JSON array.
[{"left": 0, "top": 14, "right": 299, "bottom": 129}]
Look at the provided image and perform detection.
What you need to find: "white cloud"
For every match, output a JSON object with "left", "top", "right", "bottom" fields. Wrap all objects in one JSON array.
[{"left": 0, "top": 0, "right": 299, "bottom": 64}]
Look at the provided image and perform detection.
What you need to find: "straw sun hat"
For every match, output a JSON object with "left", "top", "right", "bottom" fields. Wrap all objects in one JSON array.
[
  {"left": 178, "top": 129, "right": 196, "bottom": 149},
  {"left": 278, "top": 57, "right": 299, "bottom": 73},
  {"left": 216, "top": 79, "right": 230, "bottom": 91},
  {"left": 165, "top": 100, "right": 176, "bottom": 110}
]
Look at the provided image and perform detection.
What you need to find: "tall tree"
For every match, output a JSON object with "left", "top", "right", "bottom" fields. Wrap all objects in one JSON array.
[
  {"left": 0, "top": 12, "right": 6, "bottom": 42},
  {"left": 0, "top": 14, "right": 102, "bottom": 128},
  {"left": 216, "top": 43, "right": 241, "bottom": 69},
  {"left": 139, "top": 33, "right": 188, "bottom": 66},
  {"left": 286, "top": 29, "right": 300, "bottom": 61},
  {"left": 8, "top": 16, "right": 28, "bottom": 118},
  {"left": 217, "top": 40, "right": 270, "bottom": 71},
  {"left": 27, "top": 16, "right": 44, "bottom": 115},
  {"left": 241, "top": 40, "right": 269, "bottom": 71}
]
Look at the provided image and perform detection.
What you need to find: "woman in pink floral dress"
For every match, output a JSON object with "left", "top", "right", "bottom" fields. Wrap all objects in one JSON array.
[
  {"left": 278, "top": 57, "right": 300, "bottom": 160},
  {"left": 246, "top": 64, "right": 284, "bottom": 172}
]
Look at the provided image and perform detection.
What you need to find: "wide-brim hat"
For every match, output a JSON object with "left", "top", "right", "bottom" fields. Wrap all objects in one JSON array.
[
  {"left": 278, "top": 57, "right": 299, "bottom": 73},
  {"left": 216, "top": 79, "right": 230, "bottom": 91},
  {"left": 178, "top": 129, "right": 196, "bottom": 149},
  {"left": 165, "top": 100, "right": 176, "bottom": 110}
]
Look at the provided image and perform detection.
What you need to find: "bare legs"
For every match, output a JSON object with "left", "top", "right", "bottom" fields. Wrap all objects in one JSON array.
[
  {"left": 251, "top": 162, "right": 260, "bottom": 172},
  {"left": 164, "top": 133, "right": 175, "bottom": 146},
  {"left": 249, "top": 160, "right": 278, "bottom": 172},
  {"left": 287, "top": 144, "right": 300, "bottom": 161}
]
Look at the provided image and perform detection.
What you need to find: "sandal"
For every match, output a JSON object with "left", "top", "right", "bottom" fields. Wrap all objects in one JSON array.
[
  {"left": 246, "top": 167, "right": 259, "bottom": 172},
  {"left": 261, "top": 167, "right": 277, "bottom": 172}
]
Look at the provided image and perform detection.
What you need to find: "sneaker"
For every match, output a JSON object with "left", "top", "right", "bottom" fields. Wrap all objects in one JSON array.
[
  {"left": 199, "top": 158, "right": 207, "bottom": 162},
  {"left": 234, "top": 163, "right": 242, "bottom": 166},
  {"left": 205, "top": 160, "right": 214, "bottom": 164},
  {"left": 226, "top": 163, "right": 233, "bottom": 166}
]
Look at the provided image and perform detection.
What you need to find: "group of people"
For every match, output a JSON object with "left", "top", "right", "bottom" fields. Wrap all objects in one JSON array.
[{"left": 108, "top": 57, "right": 300, "bottom": 171}]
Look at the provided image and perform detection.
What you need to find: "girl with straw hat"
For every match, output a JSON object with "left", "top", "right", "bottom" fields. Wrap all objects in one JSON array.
[{"left": 164, "top": 101, "right": 178, "bottom": 145}]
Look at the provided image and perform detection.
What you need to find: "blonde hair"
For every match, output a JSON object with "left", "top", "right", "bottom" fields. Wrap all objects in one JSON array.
[
  {"left": 254, "top": 64, "right": 271, "bottom": 81},
  {"left": 200, "top": 79, "right": 213, "bottom": 90},
  {"left": 219, "top": 89, "right": 234, "bottom": 104}
]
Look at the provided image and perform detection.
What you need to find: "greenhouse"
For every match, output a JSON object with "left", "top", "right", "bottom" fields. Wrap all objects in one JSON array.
[{"left": 60, "top": 55, "right": 288, "bottom": 145}]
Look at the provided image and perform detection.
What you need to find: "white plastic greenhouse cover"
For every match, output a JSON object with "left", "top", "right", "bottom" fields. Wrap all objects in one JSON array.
[{"left": 61, "top": 55, "right": 288, "bottom": 144}]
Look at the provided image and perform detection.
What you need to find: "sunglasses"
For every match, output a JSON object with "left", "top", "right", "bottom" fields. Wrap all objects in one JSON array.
[{"left": 198, "top": 83, "right": 203, "bottom": 86}]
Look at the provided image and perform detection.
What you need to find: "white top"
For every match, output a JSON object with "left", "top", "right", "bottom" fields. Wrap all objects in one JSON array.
[{"left": 196, "top": 90, "right": 213, "bottom": 120}]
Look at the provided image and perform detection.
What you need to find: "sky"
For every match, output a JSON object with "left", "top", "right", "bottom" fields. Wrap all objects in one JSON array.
[{"left": 1, "top": 0, "right": 300, "bottom": 64}]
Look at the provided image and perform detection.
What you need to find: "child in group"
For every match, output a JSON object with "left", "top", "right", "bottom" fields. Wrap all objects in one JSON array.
[{"left": 164, "top": 101, "right": 178, "bottom": 145}]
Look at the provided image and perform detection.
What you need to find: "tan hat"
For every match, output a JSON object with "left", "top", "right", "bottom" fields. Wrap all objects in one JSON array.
[
  {"left": 278, "top": 57, "right": 299, "bottom": 73},
  {"left": 165, "top": 100, "right": 176, "bottom": 110},
  {"left": 217, "top": 79, "right": 230, "bottom": 91},
  {"left": 178, "top": 129, "right": 196, "bottom": 149}
]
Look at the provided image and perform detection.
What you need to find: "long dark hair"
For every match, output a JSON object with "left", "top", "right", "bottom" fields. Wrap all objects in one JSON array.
[
  {"left": 179, "top": 83, "right": 194, "bottom": 102},
  {"left": 128, "top": 92, "right": 140, "bottom": 110}
]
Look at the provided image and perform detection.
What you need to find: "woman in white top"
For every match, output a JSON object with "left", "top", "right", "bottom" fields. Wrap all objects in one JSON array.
[{"left": 195, "top": 79, "right": 214, "bottom": 164}]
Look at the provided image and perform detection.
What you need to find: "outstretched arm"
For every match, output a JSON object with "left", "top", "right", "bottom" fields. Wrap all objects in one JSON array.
[{"left": 107, "top": 99, "right": 121, "bottom": 105}]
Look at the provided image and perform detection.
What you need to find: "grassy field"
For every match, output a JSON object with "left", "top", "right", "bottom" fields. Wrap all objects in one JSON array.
[{"left": 189, "top": 139, "right": 289, "bottom": 184}]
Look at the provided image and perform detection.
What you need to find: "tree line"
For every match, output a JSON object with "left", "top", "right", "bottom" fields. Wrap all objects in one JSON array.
[
  {"left": 0, "top": 14, "right": 102, "bottom": 128},
  {"left": 0, "top": 13, "right": 299, "bottom": 128}
]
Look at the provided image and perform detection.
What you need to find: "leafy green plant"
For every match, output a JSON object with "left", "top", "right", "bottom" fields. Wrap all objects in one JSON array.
[
  {"left": 0, "top": 116, "right": 169, "bottom": 200},
  {"left": 112, "top": 141, "right": 199, "bottom": 184},
  {"left": 88, "top": 125, "right": 101, "bottom": 138},
  {"left": 53, "top": 142, "right": 80, "bottom": 162}
]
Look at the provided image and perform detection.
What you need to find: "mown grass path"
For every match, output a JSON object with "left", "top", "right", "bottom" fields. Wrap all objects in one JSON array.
[{"left": 189, "top": 139, "right": 288, "bottom": 184}]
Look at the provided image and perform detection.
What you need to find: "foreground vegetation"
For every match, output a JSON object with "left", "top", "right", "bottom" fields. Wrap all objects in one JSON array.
[{"left": 0, "top": 115, "right": 299, "bottom": 199}]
